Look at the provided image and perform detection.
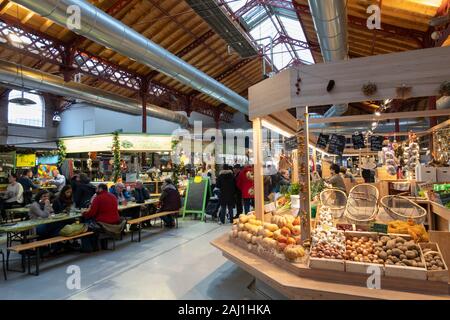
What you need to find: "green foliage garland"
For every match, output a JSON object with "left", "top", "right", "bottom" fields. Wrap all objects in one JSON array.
[
  {"left": 57, "top": 140, "right": 67, "bottom": 168},
  {"left": 112, "top": 131, "right": 121, "bottom": 182}
]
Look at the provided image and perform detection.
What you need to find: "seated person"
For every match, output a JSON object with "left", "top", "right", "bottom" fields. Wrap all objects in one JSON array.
[
  {"left": 18, "top": 169, "right": 38, "bottom": 205},
  {"left": 0, "top": 173, "right": 24, "bottom": 221},
  {"left": 73, "top": 173, "right": 96, "bottom": 209},
  {"left": 158, "top": 178, "right": 181, "bottom": 228},
  {"left": 52, "top": 185, "right": 74, "bottom": 214},
  {"left": 340, "top": 167, "right": 356, "bottom": 183},
  {"left": 109, "top": 183, "right": 131, "bottom": 205},
  {"left": 47, "top": 169, "right": 66, "bottom": 192},
  {"left": 133, "top": 180, "right": 150, "bottom": 204},
  {"left": 29, "top": 190, "right": 65, "bottom": 238},
  {"left": 83, "top": 184, "right": 120, "bottom": 225}
]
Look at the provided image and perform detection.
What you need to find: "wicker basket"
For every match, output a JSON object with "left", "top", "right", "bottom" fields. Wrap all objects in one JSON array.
[
  {"left": 380, "top": 195, "right": 427, "bottom": 224},
  {"left": 319, "top": 188, "right": 347, "bottom": 218},
  {"left": 344, "top": 184, "right": 379, "bottom": 225}
]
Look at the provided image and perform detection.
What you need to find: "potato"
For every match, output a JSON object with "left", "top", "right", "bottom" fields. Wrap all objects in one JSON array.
[
  {"left": 386, "top": 240, "right": 396, "bottom": 250},
  {"left": 405, "top": 250, "right": 416, "bottom": 259},
  {"left": 392, "top": 248, "right": 402, "bottom": 256}
]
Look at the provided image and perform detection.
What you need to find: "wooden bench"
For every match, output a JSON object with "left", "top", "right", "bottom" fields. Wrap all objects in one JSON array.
[
  {"left": 7, "top": 232, "right": 94, "bottom": 276},
  {"left": 127, "top": 211, "right": 179, "bottom": 242}
]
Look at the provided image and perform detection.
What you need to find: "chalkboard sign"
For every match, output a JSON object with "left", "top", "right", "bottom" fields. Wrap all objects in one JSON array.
[
  {"left": 316, "top": 134, "right": 329, "bottom": 149},
  {"left": 327, "top": 134, "right": 346, "bottom": 156},
  {"left": 183, "top": 176, "right": 211, "bottom": 221},
  {"left": 352, "top": 133, "right": 365, "bottom": 149},
  {"left": 284, "top": 136, "right": 298, "bottom": 152},
  {"left": 370, "top": 222, "right": 388, "bottom": 234},
  {"left": 370, "top": 136, "right": 384, "bottom": 151}
]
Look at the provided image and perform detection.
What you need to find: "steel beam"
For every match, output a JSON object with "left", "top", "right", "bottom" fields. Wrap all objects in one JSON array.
[{"left": 0, "top": 16, "right": 233, "bottom": 122}]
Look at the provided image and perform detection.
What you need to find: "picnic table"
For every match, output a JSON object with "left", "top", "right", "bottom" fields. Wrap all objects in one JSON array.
[
  {"left": 117, "top": 199, "right": 159, "bottom": 211},
  {"left": 4, "top": 207, "right": 29, "bottom": 222}
]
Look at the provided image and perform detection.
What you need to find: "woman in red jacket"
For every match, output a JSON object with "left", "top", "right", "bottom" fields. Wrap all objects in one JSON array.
[{"left": 236, "top": 165, "right": 254, "bottom": 214}]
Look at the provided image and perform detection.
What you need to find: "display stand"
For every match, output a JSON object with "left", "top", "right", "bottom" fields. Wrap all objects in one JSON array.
[{"left": 213, "top": 45, "right": 450, "bottom": 299}]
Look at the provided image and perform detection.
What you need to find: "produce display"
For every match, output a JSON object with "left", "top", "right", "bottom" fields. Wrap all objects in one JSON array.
[
  {"left": 310, "top": 206, "right": 346, "bottom": 259},
  {"left": 377, "top": 235, "right": 424, "bottom": 268},
  {"left": 422, "top": 248, "right": 446, "bottom": 271},
  {"left": 344, "top": 234, "right": 383, "bottom": 264},
  {"left": 387, "top": 220, "right": 429, "bottom": 242},
  {"left": 229, "top": 213, "right": 306, "bottom": 262}
]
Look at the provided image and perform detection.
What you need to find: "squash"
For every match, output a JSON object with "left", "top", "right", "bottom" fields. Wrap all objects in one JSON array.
[
  {"left": 264, "top": 223, "right": 279, "bottom": 232},
  {"left": 273, "top": 229, "right": 282, "bottom": 240},
  {"left": 277, "top": 235, "right": 288, "bottom": 244},
  {"left": 244, "top": 232, "right": 253, "bottom": 243},
  {"left": 278, "top": 242, "right": 287, "bottom": 252},
  {"left": 263, "top": 229, "right": 274, "bottom": 238},
  {"left": 293, "top": 216, "right": 301, "bottom": 226},
  {"left": 286, "top": 237, "right": 297, "bottom": 245},
  {"left": 281, "top": 227, "right": 291, "bottom": 237},
  {"left": 284, "top": 245, "right": 306, "bottom": 261},
  {"left": 292, "top": 225, "right": 301, "bottom": 236},
  {"left": 238, "top": 223, "right": 245, "bottom": 231},
  {"left": 239, "top": 214, "right": 249, "bottom": 224}
]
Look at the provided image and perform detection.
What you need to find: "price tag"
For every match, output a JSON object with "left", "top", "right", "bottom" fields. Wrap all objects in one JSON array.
[{"left": 370, "top": 223, "right": 388, "bottom": 234}]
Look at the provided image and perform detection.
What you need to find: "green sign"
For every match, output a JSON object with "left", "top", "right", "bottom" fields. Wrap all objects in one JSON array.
[
  {"left": 182, "top": 177, "right": 211, "bottom": 221},
  {"left": 370, "top": 223, "right": 388, "bottom": 234}
]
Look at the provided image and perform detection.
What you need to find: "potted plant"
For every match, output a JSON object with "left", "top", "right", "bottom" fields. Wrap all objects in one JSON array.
[{"left": 289, "top": 183, "right": 300, "bottom": 208}]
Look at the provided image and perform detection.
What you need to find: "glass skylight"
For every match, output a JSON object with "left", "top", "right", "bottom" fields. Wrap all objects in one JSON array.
[{"left": 224, "top": 1, "right": 315, "bottom": 70}]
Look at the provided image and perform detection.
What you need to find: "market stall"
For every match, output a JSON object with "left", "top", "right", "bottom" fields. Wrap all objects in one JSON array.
[{"left": 213, "top": 46, "right": 450, "bottom": 299}]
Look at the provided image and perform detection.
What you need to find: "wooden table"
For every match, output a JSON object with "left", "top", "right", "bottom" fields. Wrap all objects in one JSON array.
[
  {"left": 118, "top": 199, "right": 158, "bottom": 211},
  {"left": 211, "top": 234, "right": 450, "bottom": 300}
]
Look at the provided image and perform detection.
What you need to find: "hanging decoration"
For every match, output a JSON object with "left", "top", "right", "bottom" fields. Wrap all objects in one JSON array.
[
  {"left": 403, "top": 132, "right": 420, "bottom": 179},
  {"left": 112, "top": 131, "right": 121, "bottom": 183},
  {"left": 361, "top": 82, "right": 377, "bottom": 96},
  {"left": 56, "top": 140, "right": 66, "bottom": 168}
]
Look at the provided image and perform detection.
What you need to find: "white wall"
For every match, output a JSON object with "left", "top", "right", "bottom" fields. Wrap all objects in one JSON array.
[{"left": 58, "top": 103, "right": 251, "bottom": 137}]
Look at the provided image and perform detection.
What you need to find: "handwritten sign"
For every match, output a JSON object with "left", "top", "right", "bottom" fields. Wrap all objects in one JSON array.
[
  {"left": 316, "top": 133, "right": 329, "bottom": 149},
  {"left": 352, "top": 133, "right": 365, "bottom": 149},
  {"left": 16, "top": 154, "right": 36, "bottom": 167},
  {"left": 370, "top": 136, "right": 384, "bottom": 151},
  {"left": 327, "top": 134, "right": 346, "bottom": 156},
  {"left": 370, "top": 223, "right": 388, "bottom": 234}
]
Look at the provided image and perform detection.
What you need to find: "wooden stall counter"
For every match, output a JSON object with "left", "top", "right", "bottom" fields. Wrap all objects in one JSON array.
[{"left": 211, "top": 234, "right": 450, "bottom": 300}]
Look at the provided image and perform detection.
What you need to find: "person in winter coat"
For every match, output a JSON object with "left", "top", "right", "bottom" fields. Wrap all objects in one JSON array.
[
  {"left": 216, "top": 164, "right": 236, "bottom": 224},
  {"left": 158, "top": 178, "right": 181, "bottom": 228},
  {"left": 82, "top": 184, "right": 120, "bottom": 225},
  {"left": 233, "top": 164, "right": 243, "bottom": 215},
  {"left": 18, "top": 169, "right": 38, "bottom": 204},
  {"left": 236, "top": 165, "right": 254, "bottom": 214},
  {"left": 52, "top": 185, "right": 74, "bottom": 214},
  {"left": 73, "top": 174, "right": 96, "bottom": 208}
]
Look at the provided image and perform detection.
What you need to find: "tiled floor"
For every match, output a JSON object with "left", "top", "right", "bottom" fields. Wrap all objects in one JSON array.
[{"left": 0, "top": 220, "right": 264, "bottom": 300}]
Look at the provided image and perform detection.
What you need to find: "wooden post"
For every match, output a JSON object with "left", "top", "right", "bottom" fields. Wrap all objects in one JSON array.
[
  {"left": 296, "top": 107, "right": 311, "bottom": 242},
  {"left": 291, "top": 150, "right": 299, "bottom": 183},
  {"left": 252, "top": 118, "right": 265, "bottom": 221}
]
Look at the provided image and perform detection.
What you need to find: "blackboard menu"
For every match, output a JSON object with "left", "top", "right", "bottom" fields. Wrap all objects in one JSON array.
[
  {"left": 327, "top": 134, "right": 346, "bottom": 156},
  {"left": 370, "top": 136, "right": 384, "bottom": 151},
  {"left": 183, "top": 177, "right": 210, "bottom": 215},
  {"left": 352, "top": 133, "right": 365, "bottom": 149},
  {"left": 284, "top": 136, "right": 298, "bottom": 152},
  {"left": 316, "top": 134, "right": 329, "bottom": 149}
]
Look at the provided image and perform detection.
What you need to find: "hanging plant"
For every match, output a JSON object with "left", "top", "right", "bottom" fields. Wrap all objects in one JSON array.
[
  {"left": 57, "top": 139, "right": 67, "bottom": 168},
  {"left": 362, "top": 82, "right": 377, "bottom": 96},
  {"left": 439, "top": 80, "right": 450, "bottom": 96},
  {"left": 112, "top": 131, "right": 121, "bottom": 183},
  {"left": 171, "top": 139, "right": 183, "bottom": 187}
]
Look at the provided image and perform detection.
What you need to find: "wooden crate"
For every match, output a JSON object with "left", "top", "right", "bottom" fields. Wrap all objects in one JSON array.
[
  {"left": 345, "top": 261, "right": 385, "bottom": 275},
  {"left": 384, "top": 264, "right": 427, "bottom": 281},
  {"left": 419, "top": 242, "right": 449, "bottom": 283},
  {"left": 309, "top": 257, "right": 345, "bottom": 272}
]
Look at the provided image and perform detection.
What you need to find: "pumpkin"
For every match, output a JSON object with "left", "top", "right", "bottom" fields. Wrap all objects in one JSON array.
[
  {"left": 293, "top": 216, "right": 301, "bottom": 226},
  {"left": 292, "top": 225, "right": 301, "bottom": 236},
  {"left": 277, "top": 235, "right": 288, "bottom": 244},
  {"left": 287, "top": 237, "right": 297, "bottom": 245},
  {"left": 281, "top": 227, "right": 291, "bottom": 237}
]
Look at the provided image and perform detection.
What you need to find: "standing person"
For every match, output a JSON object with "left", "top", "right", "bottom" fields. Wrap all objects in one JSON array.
[
  {"left": 73, "top": 173, "right": 96, "bottom": 208},
  {"left": 47, "top": 169, "right": 66, "bottom": 192},
  {"left": 216, "top": 164, "right": 236, "bottom": 224},
  {"left": 18, "top": 169, "right": 38, "bottom": 204},
  {"left": 52, "top": 185, "right": 74, "bottom": 214},
  {"left": 233, "top": 164, "right": 243, "bottom": 216},
  {"left": 236, "top": 165, "right": 255, "bottom": 214},
  {"left": 158, "top": 177, "right": 181, "bottom": 228},
  {"left": 206, "top": 164, "right": 216, "bottom": 189},
  {"left": 327, "top": 164, "right": 346, "bottom": 192},
  {"left": 70, "top": 170, "right": 81, "bottom": 194}
]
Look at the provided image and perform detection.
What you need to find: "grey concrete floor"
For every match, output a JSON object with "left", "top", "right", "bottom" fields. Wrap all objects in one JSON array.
[{"left": 0, "top": 220, "right": 264, "bottom": 300}]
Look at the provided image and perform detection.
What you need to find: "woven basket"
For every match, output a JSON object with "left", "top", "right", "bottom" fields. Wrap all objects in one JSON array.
[
  {"left": 380, "top": 195, "right": 427, "bottom": 224},
  {"left": 344, "top": 184, "right": 379, "bottom": 225},
  {"left": 319, "top": 188, "right": 347, "bottom": 218}
]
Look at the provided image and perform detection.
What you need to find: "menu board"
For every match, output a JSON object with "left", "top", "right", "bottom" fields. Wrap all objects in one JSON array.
[
  {"left": 370, "top": 136, "right": 384, "bottom": 151},
  {"left": 316, "top": 134, "right": 329, "bottom": 149},
  {"left": 284, "top": 136, "right": 298, "bottom": 152},
  {"left": 183, "top": 177, "right": 211, "bottom": 220},
  {"left": 352, "top": 133, "right": 366, "bottom": 149},
  {"left": 327, "top": 134, "right": 346, "bottom": 156},
  {"left": 16, "top": 154, "right": 36, "bottom": 167}
]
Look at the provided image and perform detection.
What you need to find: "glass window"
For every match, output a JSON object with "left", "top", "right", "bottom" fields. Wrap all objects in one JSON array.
[{"left": 8, "top": 90, "right": 45, "bottom": 127}]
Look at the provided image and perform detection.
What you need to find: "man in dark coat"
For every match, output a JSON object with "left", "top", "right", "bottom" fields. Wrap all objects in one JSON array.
[
  {"left": 74, "top": 173, "right": 96, "bottom": 208},
  {"left": 216, "top": 164, "right": 236, "bottom": 224},
  {"left": 158, "top": 178, "right": 181, "bottom": 228},
  {"left": 233, "top": 164, "right": 243, "bottom": 217}
]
